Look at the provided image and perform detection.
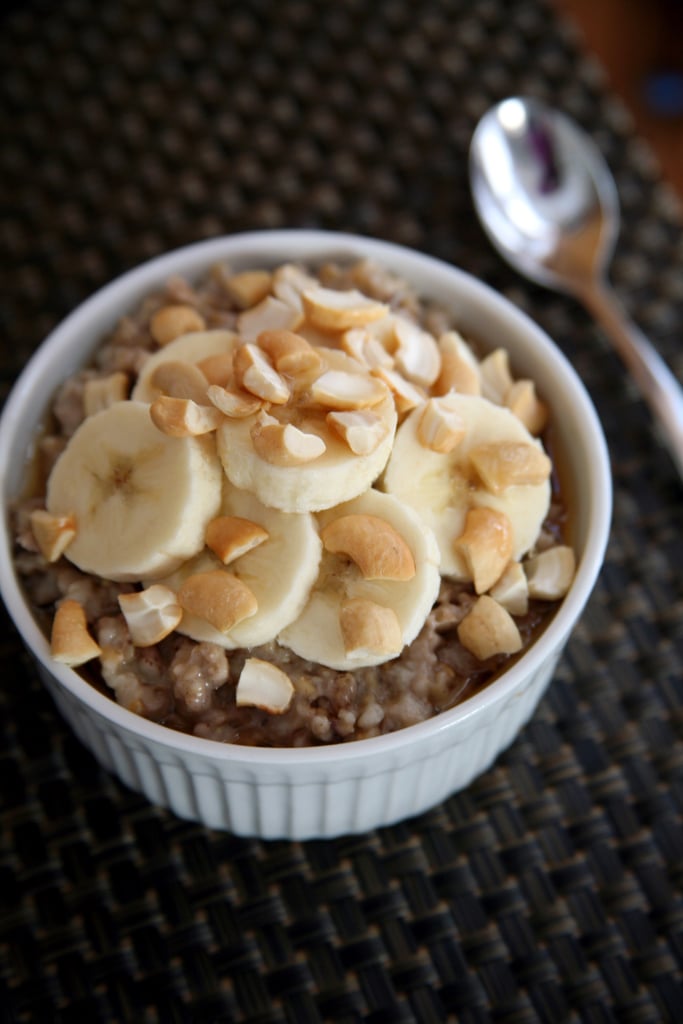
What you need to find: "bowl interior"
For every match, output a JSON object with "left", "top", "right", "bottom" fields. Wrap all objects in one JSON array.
[{"left": 0, "top": 230, "right": 612, "bottom": 764}]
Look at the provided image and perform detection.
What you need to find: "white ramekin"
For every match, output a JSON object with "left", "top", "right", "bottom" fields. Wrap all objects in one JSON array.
[{"left": 0, "top": 231, "right": 612, "bottom": 839}]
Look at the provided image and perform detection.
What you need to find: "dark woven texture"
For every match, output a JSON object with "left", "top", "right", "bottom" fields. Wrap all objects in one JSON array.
[{"left": 2, "top": 0, "right": 683, "bottom": 1020}]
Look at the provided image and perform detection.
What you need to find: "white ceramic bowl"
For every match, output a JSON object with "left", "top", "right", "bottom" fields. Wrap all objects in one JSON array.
[{"left": 0, "top": 230, "right": 611, "bottom": 839}]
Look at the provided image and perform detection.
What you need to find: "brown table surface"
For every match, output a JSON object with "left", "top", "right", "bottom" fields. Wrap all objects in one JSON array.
[{"left": 1, "top": 1, "right": 682, "bottom": 1020}]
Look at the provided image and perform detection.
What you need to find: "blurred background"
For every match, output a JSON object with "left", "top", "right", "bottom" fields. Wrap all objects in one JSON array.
[{"left": 558, "top": 0, "right": 683, "bottom": 196}]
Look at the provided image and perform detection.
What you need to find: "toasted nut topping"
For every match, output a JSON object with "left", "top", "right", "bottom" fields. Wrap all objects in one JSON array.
[
  {"left": 524, "top": 546, "right": 576, "bottom": 600},
  {"left": 302, "top": 286, "right": 389, "bottom": 331},
  {"left": 257, "top": 329, "right": 322, "bottom": 375},
  {"left": 224, "top": 269, "right": 272, "bottom": 309},
  {"left": 480, "top": 348, "right": 514, "bottom": 405},
  {"left": 454, "top": 507, "right": 513, "bottom": 594},
  {"left": 391, "top": 317, "right": 441, "bottom": 387},
  {"left": 150, "top": 396, "right": 224, "bottom": 437},
  {"left": 234, "top": 343, "right": 290, "bottom": 404},
  {"left": 237, "top": 295, "right": 303, "bottom": 342},
  {"left": 196, "top": 351, "right": 235, "bottom": 388},
  {"left": 236, "top": 657, "right": 294, "bottom": 713},
  {"left": 505, "top": 379, "right": 549, "bottom": 435},
  {"left": 51, "top": 598, "right": 102, "bottom": 666},
  {"left": 489, "top": 561, "right": 529, "bottom": 616},
  {"left": 251, "top": 417, "right": 326, "bottom": 465},
  {"left": 150, "top": 304, "right": 207, "bottom": 347},
  {"left": 469, "top": 442, "right": 552, "bottom": 493},
  {"left": 177, "top": 570, "right": 257, "bottom": 633},
  {"left": 370, "top": 366, "right": 425, "bottom": 414},
  {"left": 340, "top": 597, "right": 403, "bottom": 659},
  {"left": 206, "top": 515, "right": 269, "bottom": 564},
  {"left": 326, "top": 409, "right": 389, "bottom": 455},
  {"left": 341, "top": 328, "right": 394, "bottom": 369},
  {"left": 272, "top": 263, "right": 319, "bottom": 311},
  {"left": 417, "top": 397, "right": 466, "bottom": 453},
  {"left": 83, "top": 372, "right": 129, "bottom": 416},
  {"left": 457, "top": 594, "right": 523, "bottom": 661},
  {"left": 30, "top": 509, "right": 76, "bottom": 563},
  {"left": 207, "top": 383, "right": 262, "bottom": 418},
  {"left": 310, "top": 369, "right": 388, "bottom": 410},
  {"left": 434, "top": 331, "right": 481, "bottom": 396},
  {"left": 149, "top": 359, "right": 210, "bottom": 404},
  {"left": 118, "top": 585, "right": 182, "bottom": 647},
  {"left": 320, "top": 513, "right": 416, "bottom": 581}
]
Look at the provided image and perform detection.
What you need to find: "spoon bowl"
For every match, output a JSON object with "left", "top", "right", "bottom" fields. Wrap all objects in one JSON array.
[{"left": 470, "top": 96, "right": 683, "bottom": 477}]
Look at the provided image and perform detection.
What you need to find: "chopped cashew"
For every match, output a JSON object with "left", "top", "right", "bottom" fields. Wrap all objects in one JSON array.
[
  {"left": 224, "top": 269, "right": 272, "bottom": 309},
  {"left": 51, "top": 599, "right": 102, "bottom": 666},
  {"left": 302, "top": 286, "right": 389, "bottom": 331},
  {"left": 150, "top": 304, "right": 206, "bottom": 347},
  {"left": 236, "top": 657, "right": 294, "bottom": 713},
  {"left": 505, "top": 379, "right": 549, "bottom": 436},
  {"left": 524, "top": 546, "right": 576, "bottom": 600},
  {"left": 207, "top": 383, "right": 262, "bottom": 418},
  {"left": 417, "top": 396, "right": 466, "bottom": 453},
  {"left": 326, "top": 409, "right": 389, "bottom": 455},
  {"left": 320, "top": 513, "right": 416, "bottom": 580},
  {"left": 206, "top": 515, "right": 269, "bottom": 564},
  {"left": 489, "top": 561, "right": 529, "bottom": 616},
  {"left": 177, "top": 570, "right": 258, "bottom": 633},
  {"left": 391, "top": 316, "right": 441, "bottom": 388},
  {"left": 480, "top": 348, "right": 513, "bottom": 405},
  {"left": 469, "top": 441, "right": 552, "bottom": 493},
  {"left": 150, "top": 396, "right": 224, "bottom": 437},
  {"left": 454, "top": 507, "right": 513, "bottom": 594},
  {"left": 196, "top": 351, "right": 235, "bottom": 388},
  {"left": 234, "top": 344, "right": 290, "bottom": 404},
  {"left": 457, "top": 594, "right": 523, "bottom": 661},
  {"left": 30, "top": 509, "right": 76, "bottom": 563},
  {"left": 341, "top": 328, "right": 394, "bottom": 369},
  {"left": 340, "top": 597, "right": 403, "bottom": 659},
  {"left": 311, "top": 369, "right": 388, "bottom": 410},
  {"left": 272, "top": 263, "right": 320, "bottom": 312},
  {"left": 251, "top": 417, "right": 326, "bottom": 465},
  {"left": 237, "top": 295, "right": 303, "bottom": 342},
  {"left": 118, "top": 585, "right": 182, "bottom": 646},
  {"left": 257, "top": 329, "right": 322, "bottom": 375},
  {"left": 370, "top": 366, "right": 425, "bottom": 414},
  {"left": 149, "top": 359, "right": 210, "bottom": 404},
  {"left": 434, "top": 331, "right": 481, "bottom": 396},
  {"left": 83, "top": 372, "right": 129, "bottom": 416}
]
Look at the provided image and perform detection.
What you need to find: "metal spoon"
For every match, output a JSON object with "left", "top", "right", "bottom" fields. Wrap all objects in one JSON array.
[{"left": 469, "top": 96, "right": 683, "bottom": 478}]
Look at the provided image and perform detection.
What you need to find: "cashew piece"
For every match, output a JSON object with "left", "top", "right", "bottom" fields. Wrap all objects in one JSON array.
[
  {"left": 320, "top": 513, "right": 416, "bottom": 581},
  {"left": 457, "top": 594, "right": 522, "bottom": 661},
  {"left": 177, "top": 570, "right": 258, "bottom": 633},
  {"left": 340, "top": 597, "right": 403, "bottom": 660},
  {"left": 150, "top": 304, "right": 206, "bottom": 347},
  {"left": 51, "top": 599, "right": 102, "bottom": 666}
]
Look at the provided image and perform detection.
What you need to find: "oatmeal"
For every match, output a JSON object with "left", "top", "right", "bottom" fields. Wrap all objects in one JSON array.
[{"left": 12, "top": 258, "right": 575, "bottom": 746}]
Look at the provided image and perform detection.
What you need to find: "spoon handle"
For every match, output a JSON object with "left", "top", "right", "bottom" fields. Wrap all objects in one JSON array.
[{"left": 580, "top": 280, "right": 683, "bottom": 479}]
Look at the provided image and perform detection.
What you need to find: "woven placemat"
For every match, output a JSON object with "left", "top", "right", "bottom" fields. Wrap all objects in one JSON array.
[{"left": 1, "top": 0, "right": 682, "bottom": 1020}]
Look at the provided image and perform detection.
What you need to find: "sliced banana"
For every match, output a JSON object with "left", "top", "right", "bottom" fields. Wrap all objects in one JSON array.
[
  {"left": 216, "top": 348, "right": 397, "bottom": 513},
  {"left": 131, "top": 329, "right": 239, "bottom": 403},
  {"left": 278, "top": 488, "right": 441, "bottom": 670},
  {"left": 382, "top": 394, "right": 551, "bottom": 580},
  {"left": 46, "top": 400, "right": 223, "bottom": 582},
  {"left": 156, "top": 481, "right": 322, "bottom": 649}
]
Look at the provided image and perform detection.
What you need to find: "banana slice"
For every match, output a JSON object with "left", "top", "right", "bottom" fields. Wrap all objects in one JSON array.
[
  {"left": 278, "top": 488, "right": 441, "bottom": 670},
  {"left": 156, "top": 481, "right": 322, "bottom": 649},
  {"left": 382, "top": 394, "right": 551, "bottom": 580},
  {"left": 46, "top": 401, "right": 223, "bottom": 582},
  {"left": 131, "top": 329, "right": 239, "bottom": 403},
  {"left": 216, "top": 348, "right": 397, "bottom": 513}
]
